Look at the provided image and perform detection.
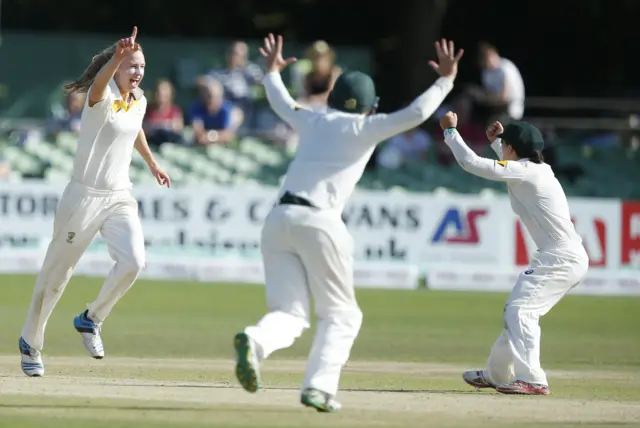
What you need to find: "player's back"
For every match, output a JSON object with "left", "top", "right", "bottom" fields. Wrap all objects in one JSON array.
[
  {"left": 507, "top": 161, "right": 581, "bottom": 250},
  {"left": 279, "top": 110, "right": 377, "bottom": 213}
]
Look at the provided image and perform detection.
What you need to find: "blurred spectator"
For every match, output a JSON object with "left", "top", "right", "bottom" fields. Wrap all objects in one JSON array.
[
  {"left": 297, "top": 72, "right": 332, "bottom": 112},
  {"left": 186, "top": 76, "right": 243, "bottom": 145},
  {"left": 144, "top": 79, "right": 184, "bottom": 147},
  {"left": 47, "top": 91, "right": 85, "bottom": 137},
  {"left": 539, "top": 126, "right": 585, "bottom": 184},
  {"left": 208, "top": 41, "right": 263, "bottom": 129},
  {"left": 0, "top": 156, "right": 11, "bottom": 180},
  {"left": 377, "top": 127, "right": 432, "bottom": 169},
  {"left": 254, "top": 108, "right": 296, "bottom": 149},
  {"left": 434, "top": 98, "right": 487, "bottom": 165},
  {"left": 464, "top": 42, "right": 525, "bottom": 124},
  {"left": 455, "top": 98, "right": 486, "bottom": 151},
  {"left": 255, "top": 70, "right": 333, "bottom": 152},
  {"left": 291, "top": 40, "right": 342, "bottom": 98}
]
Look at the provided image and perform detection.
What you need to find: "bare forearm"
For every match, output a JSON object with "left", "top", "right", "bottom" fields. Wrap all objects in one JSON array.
[
  {"left": 88, "top": 55, "right": 123, "bottom": 105},
  {"left": 135, "top": 130, "right": 157, "bottom": 167}
]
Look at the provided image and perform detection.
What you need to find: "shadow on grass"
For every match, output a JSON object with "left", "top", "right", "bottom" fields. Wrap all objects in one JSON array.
[
  {"left": 0, "top": 403, "right": 293, "bottom": 414},
  {"left": 113, "top": 382, "right": 479, "bottom": 395}
]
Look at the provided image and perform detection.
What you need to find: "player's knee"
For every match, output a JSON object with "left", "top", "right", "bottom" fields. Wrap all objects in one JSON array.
[
  {"left": 503, "top": 303, "right": 537, "bottom": 328},
  {"left": 324, "top": 307, "right": 362, "bottom": 336},
  {"left": 350, "top": 307, "right": 363, "bottom": 332},
  {"left": 120, "top": 254, "right": 145, "bottom": 277}
]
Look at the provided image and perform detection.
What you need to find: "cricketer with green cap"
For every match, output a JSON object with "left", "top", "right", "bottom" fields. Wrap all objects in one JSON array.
[
  {"left": 232, "top": 34, "right": 464, "bottom": 413},
  {"left": 327, "top": 70, "right": 379, "bottom": 114},
  {"left": 439, "top": 111, "right": 589, "bottom": 397}
]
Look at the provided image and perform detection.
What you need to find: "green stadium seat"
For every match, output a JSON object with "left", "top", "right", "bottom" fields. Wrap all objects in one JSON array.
[
  {"left": 56, "top": 132, "right": 78, "bottom": 153},
  {"left": 44, "top": 167, "right": 69, "bottom": 182},
  {"left": 205, "top": 144, "right": 240, "bottom": 167},
  {"left": 2, "top": 146, "right": 44, "bottom": 176}
]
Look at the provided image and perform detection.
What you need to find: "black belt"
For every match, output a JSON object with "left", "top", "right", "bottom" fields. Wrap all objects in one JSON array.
[{"left": 278, "top": 191, "right": 316, "bottom": 208}]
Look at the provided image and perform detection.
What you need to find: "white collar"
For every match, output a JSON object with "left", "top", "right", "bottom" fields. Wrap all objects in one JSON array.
[{"left": 109, "top": 79, "right": 144, "bottom": 101}]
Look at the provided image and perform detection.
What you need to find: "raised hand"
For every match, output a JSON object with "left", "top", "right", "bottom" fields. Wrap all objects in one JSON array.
[
  {"left": 114, "top": 26, "right": 140, "bottom": 60},
  {"left": 486, "top": 121, "right": 504, "bottom": 142},
  {"left": 440, "top": 111, "right": 458, "bottom": 131},
  {"left": 428, "top": 39, "right": 464, "bottom": 80},
  {"left": 259, "top": 33, "right": 297, "bottom": 73}
]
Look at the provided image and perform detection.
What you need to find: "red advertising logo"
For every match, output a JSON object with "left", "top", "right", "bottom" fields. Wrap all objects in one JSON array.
[
  {"left": 515, "top": 217, "right": 606, "bottom": 267},
  {"left": 621, "top": 202, "right": 640, "bottom": 266}
]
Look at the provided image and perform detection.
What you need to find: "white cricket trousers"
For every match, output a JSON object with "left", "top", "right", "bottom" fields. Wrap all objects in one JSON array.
[
  {"left": 21, "top": 180, "right": 146, "bottom": 350},
  {"left": 484, "top": 242, "right": 589, "bottom": 386},
  {"left": 245, "top": 204, "right": 363, "bottom": 397}
]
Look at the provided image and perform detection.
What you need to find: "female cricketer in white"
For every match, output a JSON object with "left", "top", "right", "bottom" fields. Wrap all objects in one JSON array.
[
  {"left": 232, "top": 35, "right": 463, "bottom": 412},
  {"left": 19, "top": 26, "right": 170, "bottom": 377},
  {"left": 439, "top": 112, "right": 589, "bottom": 395}
]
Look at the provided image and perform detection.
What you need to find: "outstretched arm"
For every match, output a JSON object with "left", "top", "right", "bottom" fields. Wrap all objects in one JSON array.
[
  {"left": 360, "top": 38, "right": 464, "bottom": 144},
  {"left": 442, "top": 127, "right": 526, "bottom": 182},
  {"left": 89, "top": 26, "right": 139, "bottom": 107},
  {"left": 262, "top": 71, "right": 315, "bottom": 129},
  {"left": 360, "top": 77, "right": 453, "bottom": 142},
  {"left": 259, "top": 33, "right": 313, "bottom": 130}
]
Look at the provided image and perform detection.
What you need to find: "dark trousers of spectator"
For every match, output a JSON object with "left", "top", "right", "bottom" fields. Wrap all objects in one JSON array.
[
  {"left": 147, "top": 129, "right": 185, "bottom": 148},
  {"left": 462, "top": 85, "right": 512, "bottom": 126}
]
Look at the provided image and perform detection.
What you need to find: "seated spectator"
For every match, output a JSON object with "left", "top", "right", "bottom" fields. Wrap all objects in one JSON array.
[
  {"left": 377, "top": 127, "right": 432, "bottom": 169},
  {"left": 291, "top": 40, "right": 342, "bottom": 98},
  {"left": 254, "top": 108, "right": 296, "bottom": 149},
  {"left": 296, "top": 72, "right": 332, "bottom": 112},
  {"left": 186, "top": 76, "right": 243, "bottom": 145},
  {"left": 144, "top": 79, "right": 184, "bottom": 147},
  {"left": 47, "top": 91, "right": 85, "bottom": 137},
  {"left": 208, "top": 41, "right": 263, "bottom": 129}
]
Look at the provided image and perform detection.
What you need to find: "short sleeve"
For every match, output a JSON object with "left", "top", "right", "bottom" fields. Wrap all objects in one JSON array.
[{"left": 85, "top": 83, "right": 116, "bottom": 116}]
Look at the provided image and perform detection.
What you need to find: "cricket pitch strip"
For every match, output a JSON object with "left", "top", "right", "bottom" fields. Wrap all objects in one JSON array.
[{"left": 0, "top": 357, "right": 638, "bottom": 427}]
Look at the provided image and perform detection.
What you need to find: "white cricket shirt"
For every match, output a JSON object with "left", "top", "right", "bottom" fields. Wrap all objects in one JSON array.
[
  {"left": 72, "top": 80, "right": 146, "bottom": 190},
  {"left": 262, "top": 71, "right": 453, "bottom": 213},
  {"left": 443, "top": 128, "right": 582, "bottom": 250},
  {"left": 482, "top": 58, "right": 525, "bottom": 120}
]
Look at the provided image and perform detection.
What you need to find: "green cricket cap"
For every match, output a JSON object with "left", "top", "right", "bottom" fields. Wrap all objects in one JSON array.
[
  {"left": 497, "top": 121, "right": 545, "bottom": 153},
  {"left": 328, "top": 71, "right": 377, "bottom": 114}
]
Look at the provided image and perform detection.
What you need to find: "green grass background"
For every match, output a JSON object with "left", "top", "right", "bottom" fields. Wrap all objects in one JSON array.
[
  {"left": 0, "top": 274, "right": 638, "bottom": 428},
  {"left": 0, "top": 275, "right": 638, "bottom": 368}
]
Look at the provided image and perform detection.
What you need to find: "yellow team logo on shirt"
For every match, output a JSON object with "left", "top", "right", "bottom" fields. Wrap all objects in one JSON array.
[
  {"left": 112, "top": 99, "right": 139, "bottom": 113},
  {"left": 344, "top": 98, "right": 357, "bottom": 109},
  {"left": 497, "top": 160, "right": 508, "bottom": 167},
  {"left": 66, "top": 232, "right": 75, "bottom": 244}
]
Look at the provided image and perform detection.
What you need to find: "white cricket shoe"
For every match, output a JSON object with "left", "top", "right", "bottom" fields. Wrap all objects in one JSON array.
[
  {"left": 463, "top": 370, "right": 495, "bottom": 389},
  {"left": 301, "top": 388, "right": 342, "bottom": 413},
  {"left": 19, "top": 337, "right": 44, "bottom": 377},
  {"left": 73, "top": 310, "right": 104, "bottom": 359}
]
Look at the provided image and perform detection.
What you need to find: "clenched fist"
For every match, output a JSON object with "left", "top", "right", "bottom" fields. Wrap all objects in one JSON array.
[
  {"left": 440, "top": 111, "right": 458, "bottom": 130},
  {"left": 486, "top": 121, "right": 504, "bottom": 142}
]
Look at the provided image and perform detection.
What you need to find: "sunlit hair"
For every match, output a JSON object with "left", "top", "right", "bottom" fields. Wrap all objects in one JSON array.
[{"left": 63, "top": 43, "right": 143, "bottom": 94}]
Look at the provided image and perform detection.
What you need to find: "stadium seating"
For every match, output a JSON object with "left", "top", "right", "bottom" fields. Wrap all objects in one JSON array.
[{"left": 1, "top": 131, "right": 639, "bottom": 199}]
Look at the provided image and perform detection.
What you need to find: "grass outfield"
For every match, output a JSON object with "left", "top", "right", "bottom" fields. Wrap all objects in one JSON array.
[{"left": 0, "top": 274, "right": 638, "bottom": 427}]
